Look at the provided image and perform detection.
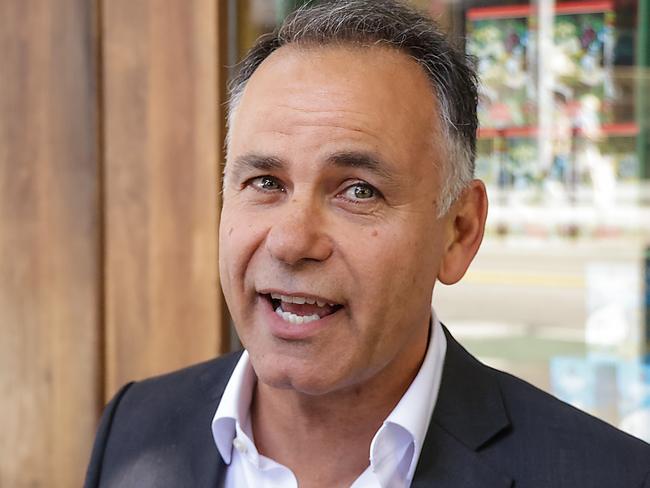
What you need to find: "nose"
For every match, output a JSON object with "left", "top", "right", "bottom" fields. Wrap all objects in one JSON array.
[{"left": 265, "top": 195, "right": 333, "bottom": 266}]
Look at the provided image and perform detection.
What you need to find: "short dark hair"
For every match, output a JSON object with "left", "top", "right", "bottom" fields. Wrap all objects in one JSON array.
[{"left": 227, "top": 0, "right": 479, "bottom": 213}]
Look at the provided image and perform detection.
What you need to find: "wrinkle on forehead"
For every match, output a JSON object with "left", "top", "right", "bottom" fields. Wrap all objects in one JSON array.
[
  {"left": 274, "top": 101, "right": 369, "bottom": 116},
  {"left": 238, "top": 44, "right": 436, "bottom": 116},
  {"left": 229, "top": 44, "right": 441, "bottom": 172},
  {"left": 260, "top": 126, "right": 376, "bottom": 141},
  {"left": 255, "top": 118, "right": 381, "bottom": 140},
  {"left": 264, "top": 95, "right": 381, "bottom": 124},
  {"left": 250, "top": 101, "right": 386, "bottom": 148}
]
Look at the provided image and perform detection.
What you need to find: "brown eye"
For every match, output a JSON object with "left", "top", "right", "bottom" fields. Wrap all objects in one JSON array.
[
  {"left": 342, "top": 183, "right": 376, "bottom": 201},
  {"left": 353, "top": 185, "right": 374, "bottom": 199},
  {"left": 250, "top": 176, "right": 284, "bottom": 192}
]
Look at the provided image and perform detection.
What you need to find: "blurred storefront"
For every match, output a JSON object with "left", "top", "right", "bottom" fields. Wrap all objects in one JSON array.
[{"left": 229, "top": 0, "right": 650, "bottom": 441}]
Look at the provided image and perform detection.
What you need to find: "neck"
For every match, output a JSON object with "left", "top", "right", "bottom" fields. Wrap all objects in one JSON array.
[{"left": 250, "top": 326, "right": 429, "bottom": 488}]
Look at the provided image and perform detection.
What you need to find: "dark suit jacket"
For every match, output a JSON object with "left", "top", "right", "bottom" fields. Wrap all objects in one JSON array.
[{"left": 84, "top": 328, "right": 650, "bottom": 487}]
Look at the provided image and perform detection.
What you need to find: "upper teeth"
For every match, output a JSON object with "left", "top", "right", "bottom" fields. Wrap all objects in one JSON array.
[{"left": 270, "top": 293, "right": 332, "bottom": 307}]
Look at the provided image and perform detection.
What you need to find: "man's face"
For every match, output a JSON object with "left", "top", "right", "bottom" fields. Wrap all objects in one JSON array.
[{"left": 220, "top": 45, "right": 454, "bottom": 396}]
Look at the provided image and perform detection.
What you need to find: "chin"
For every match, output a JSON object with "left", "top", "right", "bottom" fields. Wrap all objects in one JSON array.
[{"left": 251, "top": 352, "right": 348, "bottom": 396}]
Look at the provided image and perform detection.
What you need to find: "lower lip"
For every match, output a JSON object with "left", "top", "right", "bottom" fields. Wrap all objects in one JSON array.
[{"left": 258, "top": 295, "right": 341, "bottom": 340}]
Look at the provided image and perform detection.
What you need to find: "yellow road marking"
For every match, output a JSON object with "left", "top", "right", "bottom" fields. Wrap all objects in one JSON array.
[{"left": 463, "top": 270, "right": 584, "bottom": 288}]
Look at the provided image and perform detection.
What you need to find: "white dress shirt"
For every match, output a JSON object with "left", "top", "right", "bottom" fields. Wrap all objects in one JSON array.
[{"left": 211, "top": 310, "right": 447, "bottom": 488}]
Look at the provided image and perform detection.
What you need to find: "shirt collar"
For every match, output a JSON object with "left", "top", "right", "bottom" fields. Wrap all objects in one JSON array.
[
  {"left": 370, "top": 310, "right": 447, "bottom": 483},
  {"left": 211, "top": 349, "right": 256, "bottom": 464},
  {"left": 211, "top": 309, "right": 447, "bottom": 482}
]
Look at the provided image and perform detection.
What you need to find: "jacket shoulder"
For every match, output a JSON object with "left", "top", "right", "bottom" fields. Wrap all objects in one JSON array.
[
  {"left": 120, "top": 350, "right": 243, "bottom": 405},
  {"left": 487, "top": 367, "right": 650, "bottom": 485},
  {"left": 106, "top": 350, "right": 243, "bottom": 438},
  {"left": 84, "top": 351, "right": 242, "bottom": 488}
]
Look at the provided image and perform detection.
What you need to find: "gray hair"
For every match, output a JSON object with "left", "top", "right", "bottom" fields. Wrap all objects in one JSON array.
[{"left": 227, "top": 0, "right": 478, "bottom": 215}]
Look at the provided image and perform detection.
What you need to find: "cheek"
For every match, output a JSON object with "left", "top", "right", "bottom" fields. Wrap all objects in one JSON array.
[
  {"left": 218, "top": 221, "right": 236, "bottom": 306},
  {"left": 218, "top": 208, "right": 268, "bottom": 288},
  {"left": 218, "top": 211, "right": 237, "bottom": 274},
  {"left": 347, "top": 222, "right": 439, "bottom": 304},
  {"left": 344, "top": 228, "right": 410, "bottom": 296}
]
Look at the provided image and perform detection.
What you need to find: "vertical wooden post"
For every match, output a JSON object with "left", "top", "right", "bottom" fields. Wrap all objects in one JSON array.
[
  {"left": 102, "top": 0, "right": 226, "bottom": 397},
  {"left": 0, "top": 1, "right": 102, "bottom": 486},
  {"left": 0, "top": 1, "right": 230, "bottom": 484}
]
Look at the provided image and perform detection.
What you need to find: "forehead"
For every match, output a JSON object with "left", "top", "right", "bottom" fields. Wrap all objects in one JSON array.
[{"left": 229, "top": 45, "right": 441, "bottom": 166}]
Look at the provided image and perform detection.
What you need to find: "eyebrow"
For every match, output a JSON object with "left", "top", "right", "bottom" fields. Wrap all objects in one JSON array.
[
  {"left": 226, "top": 154, "right": 285, "bottom": 182},
  {"left": 230, "top": 154, "right": 285, "bottom": 173},
  {"left": 228, "top": 150, "right": 394, "bottom": 181},
  {"left": 326, "top": 151, "right": 393, "bottom": 180}
]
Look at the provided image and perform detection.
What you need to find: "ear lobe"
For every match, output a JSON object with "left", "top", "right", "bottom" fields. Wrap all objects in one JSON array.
[{"left": 438, "top": 180, "right": 488, "bottom": 285}]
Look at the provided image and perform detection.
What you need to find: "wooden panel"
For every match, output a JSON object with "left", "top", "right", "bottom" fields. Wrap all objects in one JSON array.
[
  {"left": 102, "top": 0, "right": 226, "bottom": 396},
  {"left": 0, "top": 1, "right": 101, "bottom": 487}
]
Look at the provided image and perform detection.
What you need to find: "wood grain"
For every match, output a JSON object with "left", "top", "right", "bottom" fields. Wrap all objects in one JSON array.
[
  {"left": 102, "top": 0, "right": 226, "bottom": 397},
  {"left": 0, "top": 0, "right": 102, "bottom": 486}
]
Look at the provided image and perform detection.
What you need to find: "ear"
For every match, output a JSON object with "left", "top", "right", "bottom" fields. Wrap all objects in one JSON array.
[{"left": 438, "top": 180, "right": 488, "bottom": 285}]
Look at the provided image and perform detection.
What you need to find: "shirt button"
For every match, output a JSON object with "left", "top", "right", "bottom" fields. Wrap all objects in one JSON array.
[{"left": 233, "top": 437, "right": 247, "bottom": 454}]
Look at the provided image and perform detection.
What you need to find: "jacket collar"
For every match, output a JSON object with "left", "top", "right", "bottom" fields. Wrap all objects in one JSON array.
[{"left": 412, "top": 325, "right": 513, "bottom": 487}]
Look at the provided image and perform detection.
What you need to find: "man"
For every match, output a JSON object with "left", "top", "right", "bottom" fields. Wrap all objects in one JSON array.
[{"left": 84, "top": 1, "right": 650, "bottom": 487}]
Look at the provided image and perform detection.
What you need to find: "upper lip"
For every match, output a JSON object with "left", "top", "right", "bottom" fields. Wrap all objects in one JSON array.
[{"left": 257, "top": 288, "right": 342, "bottom": 306}]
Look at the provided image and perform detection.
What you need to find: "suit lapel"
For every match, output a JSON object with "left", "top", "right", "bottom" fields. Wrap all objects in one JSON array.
[
  {"left": 412, "top": 326, "right": 513, "bottom": 488},
  {"left": 411, "top": 422, "right": 512, "bottom": 488}
]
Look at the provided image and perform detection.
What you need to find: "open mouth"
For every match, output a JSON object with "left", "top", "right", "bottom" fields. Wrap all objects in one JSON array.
[{"left": 261, "top": 293, "right": 343, "bottom": 325}]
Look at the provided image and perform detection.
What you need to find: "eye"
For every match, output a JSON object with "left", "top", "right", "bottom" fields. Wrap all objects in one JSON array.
[
  {"left": 248, "top": 175, "right": 284, "bottom": 192},
  {"left": 340, "top": 182, "right": 378, "bottom": 202}
]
